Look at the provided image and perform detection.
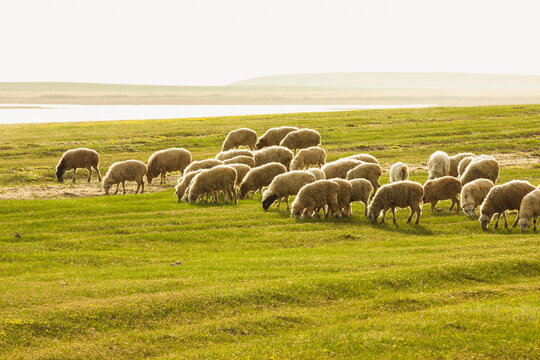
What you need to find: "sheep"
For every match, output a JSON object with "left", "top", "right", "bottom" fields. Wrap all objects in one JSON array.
[
  {"left": 55, "top": 148, "right": 101, "bottom": 183},
  {"left": 449, "top": 152, "right": 475, "bottom": 177},
  {"left": 422, "top": 176, "right": 462, "bottom": 213},
  {"left": 226, "top": 163, "right": 251, "bottom": 186},
  {"left": 223, "top": 155, "right": 255, "bottom": 168},
  {"left": 479, "top": 180, "right": 536, "bottom": 230},
  {"left": 322, "top": 159, "right": 364, "bottom": 179},
  {"left": 215, "top": 149, "right": 253, "bottom": 161},
  {"left": 306, "top": 168, "right": 326, "bottom": 180},
  {"left": 346, "top": 163, "right": 382, "bottom": 192},
  {"left": 279, "top": 129, "right": 321, "bottom": 153},
  {"left": 457, "top": 156, "right": 476, "bottom": 177},
  {"left": 187, "top": 165, "right": 238, "bottom": 204},
  {"left": 290, "top": 146, "right": 326, "bottom": 170},
  {"left": 262, "top": 171, "right": 316, "bottom": 210},
  {"left": 290, "top": 180, "right": 340, "bottom": 219},
  {"left": 460, "top": 178, "right": 494, "bottom": 217},
  {"left": 256, "top": 126, "right": 298, "bottom": 149},
  {"left": 221, "top": 128, "right": 257, "bottom": 151},
  {"left": 330, "top": 178, "right": 353, "bottom": 217},
  {"left": 102, "top": 160, "right": 147, "bottom": 195},
  {"left": 367, "top": 181, "right": 424, "bottom": 224},
  {"left": 428, "top": 151, "right": 450, "bottom": 179},
  {"left": 349, "top": 179, "right": 373, "bottom": 216},
  {"left": 389, "top": 162, "right": 409, "bottom": 183},
  {"left": 347, "top": 153, "right": 379, "bottom": 164},
  {"left": 174, "top": 170, "right": 203, "bottom": 202},
  {"left": 184, "top": 159, "right": 223, "bottom": 174},
  {"left": 253, "top": 146, "right": 294, "bottom": 170},
  {"left": 518, "top": 189, "right": 540, "bottom": 232},
  {"left": 239, "top": 162, "right": 287, "bottom": 200},
  {"left": 146, "top": 148, "right": 192, "bottom": 185},
  {"left": 460, "top": 156, "right": 499, "bottom": 185}
]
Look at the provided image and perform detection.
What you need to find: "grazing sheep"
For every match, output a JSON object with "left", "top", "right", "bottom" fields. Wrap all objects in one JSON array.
[
  {"left": 422, "top": 176, "right": 462, "bottom": 213},
  {"left": 460, "top": 156, "right": 499, "bottom": 185},
  {"left": 330, "top": 178, "right": 353, "bottom": 217},
  {"left": 291, "top": 180, "right": 340, "bottom": 219},
  {"left": 239, "top": 162, "right": 287, "bottom": 200},
  {"left": 449, "top": 152, "right": 475, "bottom": 177},
  {"left": 146, "top": 148, "right": 192, "bottom": 185},
  {"left": 215, "top": 149, "right": 253, "bottom": 161},
  {"left": 262, "top": 171, "right": 316, "bottom": 210},
  {"left": 518, "top": 189, "right": 540, "bottom": 232},
  {"left": 55, "top": 148, "right": 101, "bottom": 183},
  {"left": 460, "top": 178, "right": 494, "bottom": 217},
  {"left": 389, "top": 162, "right": 409, "bottom": 183},
  {"left": 290, "top": 146, "right": 326, "bottom": 170},
  {"left": 226, "top": 163, "right": 251, "bottom": 187},
  {"left": 223, "top": 155, "right": 256, "bottom": 168},
  {"left": 102, "top": 160, "right": 147, "bottom": 195},
  {"left": 479, "top": 180, "right": 536, "bottom": 230},
  {"left": 279, "top": 129, "right": 321, "bottom": 153},
  {"left": 306, "top": 168, "right": 326, "bottom": 180},
  {"left": 253, "top": 146, "right": 294, "bottom": 170},
  {"left": 222, "top": 128, "right": 257, "bottom": 151},
  {"left": 367, "top": 181, "right": 424, "bottom": 224},
  {"left": 187, "top": 165, "right": 238, "bottom": 204},
  {"left": 346, "top": 163, "right": 382, "bottom": 192},
  {"left": 349, "top": 179, "right": 373, "bottom": 216},
  {"left": 174, "top": 170, "right": 203, "bottom": 202},
  {"left": 184, "top": 159, "right": 224, "bottom": 174},
  {"left": 322, "top": 159, "right": 364, "bottom": 179},
  {"left": 457, "top": 156, "right": 476, "bottom": 177},
  {"left": 347, "top": 153, "right": 379, "bottom": 164},
  {"left": 428, "top": 151, "right": 451, "bottom": 179},
  {"left": 256, "top": 126, "right": 298, "bottom": 149}
]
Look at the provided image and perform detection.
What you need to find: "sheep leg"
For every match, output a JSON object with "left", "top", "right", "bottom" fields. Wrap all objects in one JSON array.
[
  {"left": 381, "top": 207, "right": 388, "bottom": 222},
  {"left": 503, "top": 212, "right": 508, "bottom": 229},
  {"left": 140, "top": 181, "right": 144, "bottom": 194},
  {"left": 93, "top": 166, "right": 102, "bottom": 181},
  {"left": 259, "top": 188, "right": 263, "bottom": 199},
  {"left": 391, "top": 207, "right": 397, "bottom": 224},
  {"left": 276, "top": 197, "right": 282, "bottom": 210},
  {"left": 432, "top": 201, "right": 442, "bottom": 212},
  {"left": 415, "top": 206, "right": 421, "bottom": 225},
  {"left": 323, "top": 206, "right": 328, "bottom": 219},
  {"left": 533, "top": 216, "right": 537, "bottom": 231},
  {"left": 114, "top": 183, "right": 119, "bottom": 195},
  {"left": 135, "top": 182, "right": 140, "bottom": 194},
  {"left": 451, "top": 197, "right": 460, "bottom": 213},
  {"left": 72, "top": 168, "right": 77, "bottom": 183},
  {"left": 122, "top": 181, "right": 126, "bottom": 195},
  {"left": 87, "top": 167, "right": 92, "bottom": 183},
  {"left": 494, "top": 213, "right": 501, "bottom": 229},
  {"left": 511, "top": 212, "right": 520, "bottom": 228},
  {"left": 161, "top": 172, "right": 166, "bottom": 185},
  {"left": 407, "top": 207, "right": 415, "bottom": 224},
  {"left": 285, "top": 196, "right": 290, "bottom": 211},
  {"left": 363, "top": 201, "right": 368, "bottom": 216}
]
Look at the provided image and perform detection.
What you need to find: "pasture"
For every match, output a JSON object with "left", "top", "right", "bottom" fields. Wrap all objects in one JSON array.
[{"left": 0, "top": 105, "right": 539, "bottom": 359}]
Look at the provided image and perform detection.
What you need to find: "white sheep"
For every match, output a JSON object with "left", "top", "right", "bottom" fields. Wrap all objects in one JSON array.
[
  {"left": 347, "top": 153, "right": 379, "bottom": 164},
  {"left": 146, "top": 148, "right": 192, "bottom": 185},
  {"left": 223, "top": 155, "right": 255, "bottom": 168},
  {"left": 262, "top": 170, "right": 316, "bottom": 210},
  {"left": 322, "top": 159, "right": 364, "bottom": 179},
  {"left": 256, "top": 126, "right": 298, "bottom": 149},
  {"left": 330, "top": 178, "right": 353, "bottom": 217},
  {"left": 518, "top": 189, "right": 540, "bottom": 232},
  {"left": 306, "top": 168, "right": 326, "bottom": 180},
  {"left": 389, "top": 162, "right": 409, "bottom": 183},
  {"left": 290, "top": 180, "right": 340, "bottom": 219},
  {"left": 184, "top": 159, "right": 224, "bottom": 174},
  {"left": 460, "top": 156, "right": 499, "bottom": 185},
  {"left": 102, "top": 160, "right": 147, "bottom": 195},
  {"left": 460, "top": 178, "right": 494, "bottom": 217},
  {"left": 174, "top": 170, "right": 202, "bottom": 202},
  {"left": 346, "top": 163, "right": 382, "bottom": 192},
  {"left": 226, "top": 163, "right": 251, "bottom": 187},
  {"left": 449, "top": 152, "right": 475, "bottom": 177},
  {"left": 349, "top": 178, "right": 373, "bottom": 216},
  {"left": 222, "top": 128, "right": 257, "bottom": 151},
  {"left": 239, "top": 162, "right": 287, "bottom": 200},
  {"left": 186, "top": 165, "right": 238, "bottom": 204},
  {"left": 290, "top": 147, "right": 326, "bottom": 170},
  {"left": 457, "top": 156, "right": 476, "bottom": 177},
  {"left": 253, "top": 146, "right": 294, "bottom": 170},
  {"left": 428, "top": 151, "right": 450, "bottom": 179},
  {"left": 422, "top": 176, "right": 462, "bottom": 212},
  {"left": 279, "top": 129, "right": 321, "bottom": 153},
  {"left": 367, "top": 181, "right": 424, "bottom": 224},
  {"left": 55, "top": 148, "right": 101, "bottom": 183},
  {"left": 215, "top": 149, "right": 253, "bottom": 161}
]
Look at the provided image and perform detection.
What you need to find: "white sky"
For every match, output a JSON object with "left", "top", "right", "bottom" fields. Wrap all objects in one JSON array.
[{"left": 1, "top": 0, "right": 539, "bottom": 86}]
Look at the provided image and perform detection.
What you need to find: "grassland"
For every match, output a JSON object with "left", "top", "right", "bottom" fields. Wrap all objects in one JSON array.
[{"left": 0, "top": 105, "right": 539, "bottom": 359}]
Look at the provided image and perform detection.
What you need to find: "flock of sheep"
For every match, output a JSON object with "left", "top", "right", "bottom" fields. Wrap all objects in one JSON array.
[{"left": 55, "top": 126, "right": 540, "bottom": 232}]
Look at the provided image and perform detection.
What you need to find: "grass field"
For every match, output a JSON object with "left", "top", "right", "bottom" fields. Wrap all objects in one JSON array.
[{"left": 0, "top": 105, "right": 539, "bottom": 359}]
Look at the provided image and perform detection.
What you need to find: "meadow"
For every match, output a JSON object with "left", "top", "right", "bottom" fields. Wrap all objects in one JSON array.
[{"left": 0, "top": 105, "right": 539, "bottom": 359}]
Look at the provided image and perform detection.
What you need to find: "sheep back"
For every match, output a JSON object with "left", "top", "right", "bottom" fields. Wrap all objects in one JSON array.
[
  {"left": 290, "top": 146, "right": 326, "bottom": 170},
  {"left": 306, "top": 168, "right": 326, "bottom": 180},
  {"left": 347, "top": 153, "right": 379, "bottom": 164},
  {"left": 223, "top": 155, "right": 256, "bottom": 168},
  {"left": 322, "top": 159, "right": 364, "bottom": 179},
  {"left": 184, "top": 159, "right": 224, "bottom": 174},
  {"left": 449, "top": 152, "right": 475, "bottom": 177},
  {"left": 222, "top": 128, "right": 257, "bottom": 151},
  {"left": 457, "top": 156, "right": 475, "bottom": 177},
  {"left": 256, "top": 126, "right": 298, "bottom": 149},
  {"left": 253, "top": 146, "right": 294, "bottom": 170},
  {"left": 346, "top": 163, "right": 382, "bottom": 191},
  {"left": 226, "top": 163, "right": 251, "bottom": 185},
  {"left": 215, "top": 149, "right": 253, "bottom": 161},
  {"left": 279, "top": 129, "right": 321, "bottom": 151},
  {"left": 460, "top": 157, "right": 499, "bottom": 185}
]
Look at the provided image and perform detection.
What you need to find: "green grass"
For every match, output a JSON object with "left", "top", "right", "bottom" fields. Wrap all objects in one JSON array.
[{"left": 0, "top": 105, "right": 539, "bottom": 359}]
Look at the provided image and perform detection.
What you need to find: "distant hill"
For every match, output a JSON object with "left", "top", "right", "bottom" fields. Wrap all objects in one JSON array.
[{"left": 229, "top": 72, "right": 540, "bottom": 90}]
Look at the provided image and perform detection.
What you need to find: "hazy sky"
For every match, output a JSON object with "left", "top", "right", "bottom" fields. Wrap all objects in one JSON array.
[{"left": 1, "top": 0, "right": 539, "bottom": 85}]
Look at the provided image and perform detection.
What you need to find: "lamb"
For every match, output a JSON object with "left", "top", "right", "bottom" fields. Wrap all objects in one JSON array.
[
  {"left": 215, "top": 149, "right": 253, "bottom": 161},
  {"left": 422, "top": 176, "right": 462, "bottom": 213},
  {"left": 290, "top": 180, "right": 340, "bottom": 219},
  {"left": 518, "top": 189, "right": 540, "bottom": 232},
  {"left": 428, "top": 151, "right": 450, "bottom": 179},
  {"left": 457, "top": 156, "right": 476, "bottom": 177},
  {"left": 55, "top": 148, "right": 101, "bottom": 183},
  {"left": 262, "top": 171, "right": 316, "bottom": 210},
  {"left": 330, "top": 178, "right": 353, "bottom": 217},
  {"left": 174, "top": 170, "right": 203, "bottom": 202},
  {"left": 460, "top": 156, "right": 499, "bottom": 185},
  {"left": 306, "top": 168, "right": 326, "bottom": 180},
  {"left": 322, "top": 159, "right": 364, "bottom": 179},
  {"left": 389, "top": 162, "right": 409, "bottom": 182},
  {"left": 223, "top": 155, "right": 255, "bottom": 168},
  {"left": 347, "top": 153, "right": 379, "bottom": 164},
  {"left": 226, "top": 163, "right": 251, "bottom": 186},
  {"left": 184, "top": 159, "right": 224, "bottom": 174},
  {"left": 460, "top": 178, "right": 494, "bottom": 217},
  {"left": 479, "top": 180, "right": 536, "bottom": 230},
  {"left": 256, "top": 126, "right": 298, "bottom": 149},
  {"left": 253, "top": 146, "right": 294, "bottom": 170},
  {"left": 146, "top": 148, "right": 192, "bottom": 185},
  {"left": 102, "top": 160, "right": 147, "bottom": 195},
  {"left": 349, "top": 179, "right": 373, "bottom": 216},
  {"left": 367, "top": 181, "right": 424, "bottom": 224},
  {"left": 239, "top": 162, "right": 287, "bottom": 200},
  {"left": 449, "top": 152, "right": 475, "bottom": 177},
  {"left": 221, "top": 128, "right": 257, "bottom": 151},
  {"left": 187, "top": 165, "right": 238, "bottom": 204},
  {"left": 279, "top": 129, "right": 321, "bottom": 153},
  {"left": 290, "top": 146, "right": 326, "bottom": 170},
  {"left": 346, "top": 163, "right": 382, "bottom": 192}
]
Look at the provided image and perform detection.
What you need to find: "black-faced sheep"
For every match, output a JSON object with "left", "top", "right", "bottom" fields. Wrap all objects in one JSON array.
[
  {"left": 346, "top": 163, "right": 382, "bottom": 192},
  {"left": 187, "top": 165, "right": 238, "bottom": 204},
  {"left": 460, "top": 178, "right": 494, "bottom": 217},
  {"left": 349, "top": 178, "right": 373, "bottom": 216},
  {"left": 330, "top": 178, "right": 353, "bottom": 217},
  {"left": 449, "top": 152, "right": 475, "bottom": 177},
  {"left": 389, "top": 162, "right": 409, "bottom": 183},
  {"left": 184, "top": 159, "right": 224, "bottom": 174},
  {"left": 222, "top": 128, "right": 257, "bottom": 151},
  {"left": 174, "top": 170, "right": 203, "bottom": 202},
  {"left": 460, "top": 156, "right": 499, "bottom": 185},
  {"left": 215, "top": 149, "right": 253, "bottom": 161},
  {"left": 290, "top": 146, "right": 326, "bottom": 170},
  {"left": 428, "top": 151, "right": 450, "bottom": 179},
  {"left": 322, "top": 159, "right": 363, "bottom": 179},
  {"left": 347, "top": 153, "right": 379, "bottom": 164},
  {"left": 367, "top": 181, "right": 424, "bottom": 224},
  {"left": 146, "top": 148, "right": 192, "bottom": 185},
  {"left": 262, "top": 171, "right": 316, "bottom": 211},
  {"left": 239, "top": 162, "right": 287, "bottom": 200},
  {"left": 256, "top": 126, "right": 298, "bottom": 149},
  {"left": 306, "top": 168, "right": 326, "bottom": 180},
  {"left": 518, "top": 189, "right": 540, "bottom": 232},
  {"left": 422, "top": 176, "right": 462, "bottom": 212},
  {"left": 253, "top": 146, "right": 294, "bottom": 170},
  {"left": 55, "top": 148, "right": 101, "bottom": 183},
  {"left": 290, "top": 180, "right": 340, "bottom": 219},
  {"left": 103, "top": 160, "right": 147, "bottom": 195},
  {"left": 279, "top": 129, "right": 321, "bottom": 153},
  {"left": 223, "top": 155, "right": 256, "bottom": 168}
]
